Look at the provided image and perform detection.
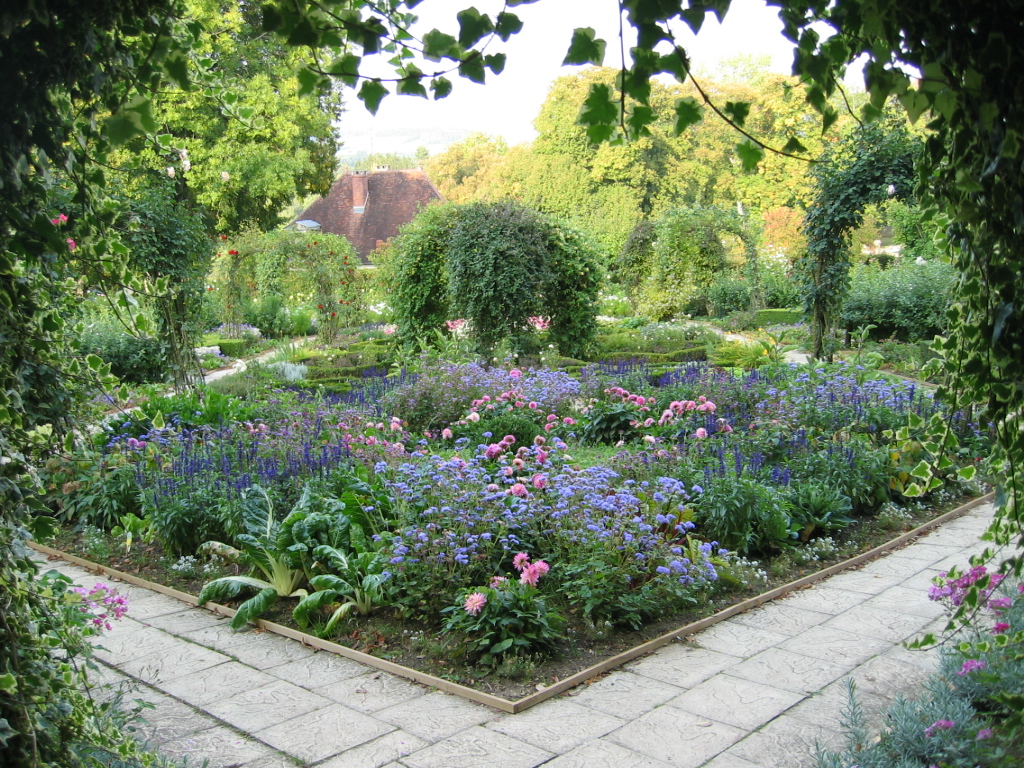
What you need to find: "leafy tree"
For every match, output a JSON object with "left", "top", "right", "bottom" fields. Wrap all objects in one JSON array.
[
  {"left": 115, "top": 0, "right": 340, "bottom": 234},
  {"left": 423, "top": 133, "right": 509, "bottom": 203}
]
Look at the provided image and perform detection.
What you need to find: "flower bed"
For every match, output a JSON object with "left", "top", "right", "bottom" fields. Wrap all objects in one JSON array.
[{"left": 42, "top": 359, "right": 992, "bottom": 698}]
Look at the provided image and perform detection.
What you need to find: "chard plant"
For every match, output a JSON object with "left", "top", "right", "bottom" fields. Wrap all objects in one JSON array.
[
  {"left": 292, "top": 532, "right": 391, "bottom": 636},
  {"left": 197, "top": 485, "right": 308, "bottom": 629}
]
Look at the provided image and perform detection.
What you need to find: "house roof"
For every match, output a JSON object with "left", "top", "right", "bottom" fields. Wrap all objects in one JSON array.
[{"left": 297, "top": 169, "right": 442, "bottom": 263}]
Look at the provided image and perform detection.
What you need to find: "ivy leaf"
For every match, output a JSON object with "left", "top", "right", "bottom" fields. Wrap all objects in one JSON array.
[
  {"left": 673, "top": 97, "right": 703, "bottom": 134},
  {"left": 397, "top": 75, "right": 427, "bottom": 98},
  {"left": 358, "top": 80, "right": 389, "bottom": 114},
  {"left": 422, "top": 29, "right": 458, "bottom": 61},
  {"left": 735, "top": 139, "right": 765, "bottom": 172},
  {"left": 485, "top": 53, "right": 506, "bottom": 75},
  {"left": 899, "top": 89, "right": 931, "bottom": 124},
  {"left": 782, "top": 136, "right": 808, "bottom": 155},
  {"left": 459, "top": 54, "right": 486, "bottom": 84},
  {"left": 563, "top": 28, "right": 605, "bottom": 66},
  {"left": 457, "top": 8, "right": 494, "bottom": 49},
  {"left": 0, "top": 674, "right": 17, "bottom": 693},
  {"left": 151, "top": 410, "right": 165, "bottom": 431},
  {"left": 286, "top": 16, "right": 319, "bottom": 47},
  {"left": 431, "top": 76, "right": 453, "bottom": 99},
  {"left": 494, "top": 12, "right": 523, "bottom": 41},
  {"left": 578, "top": 83, "right": 618, "bottom": 143},
  {"left": 724, "top": 101, "right": 751, "bottom": 127},
  {"left": 626, "top": 105, "right": 654, "bottom": 139}
]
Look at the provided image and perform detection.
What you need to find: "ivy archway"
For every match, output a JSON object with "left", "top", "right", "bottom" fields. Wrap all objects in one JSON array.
[{"left": 798, "top": 114, "right": 918, "bottom": 359}]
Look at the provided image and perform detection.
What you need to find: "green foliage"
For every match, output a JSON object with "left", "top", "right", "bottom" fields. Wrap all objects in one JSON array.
[
  {"left": 458, "top": 413, "right": 543, "bottom": 448},
  {"left": 447, "top": 201, "right": 553, "bottom": 354},
  {"left": 785, "top": 482, "right": 854, "bottom": 542},
  {"left": 442, "top": 574, "right": 565, "bottom": 664},
  {"left": 380, "top": 202, "right": 459, "bottom": 341},
  {"left": 121, "top": 179, "right": 213, "bottom": 388},
  {"left": 797, "top": 112, "right": 918, "bottom": 359},
  {"left": 638, "top": 205, "right": 756, "bottom": 319},
  {"left": 691, "top": 478, "right": 791, "bottom": 556},
  {"left": 754, "top": 308, "right": 804, "bottom": 326},
  {"left": 707, "top": 275, "right": 752, "bottom": 317},
  {"left": 840, "top": 261, "right": 955, "bottom": 340},
  {"left": 78, "top": 318, "right": 165, "bottom": 385},
  {"left": 293, "top": 544, "right": 390, "bottom": 635}
]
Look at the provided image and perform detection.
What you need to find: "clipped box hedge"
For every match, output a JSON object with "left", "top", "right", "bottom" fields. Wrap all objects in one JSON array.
[
  {"left": 596, "top": 346, "right": 707, "bottom": 365},
  {"left": 211, "top": 338, "right": 255, "bottom": 358}
]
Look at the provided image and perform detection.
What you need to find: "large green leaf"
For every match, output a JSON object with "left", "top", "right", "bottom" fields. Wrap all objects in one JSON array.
[
  {"left": 231, "top": 587, "right": 280, "bottom": 629},
  {"left": 563, "top": 28, "right": 605, "bottom": 66}
]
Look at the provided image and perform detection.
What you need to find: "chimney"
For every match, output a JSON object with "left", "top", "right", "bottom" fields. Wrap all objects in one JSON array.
[{"left": 352, "top": 171, "right": 368, "bottom": 214}]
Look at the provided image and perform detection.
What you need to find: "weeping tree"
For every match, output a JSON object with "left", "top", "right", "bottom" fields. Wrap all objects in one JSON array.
[
  {"left": 386, "top": 200, "right": 602, "bottom": 359},
  {"left": 797, "top": 114, "right": 918, "bottom": 360}
]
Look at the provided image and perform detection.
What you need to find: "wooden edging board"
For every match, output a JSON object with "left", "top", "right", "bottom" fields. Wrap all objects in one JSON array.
[{"left": 30, "top": 491, "right": 993, "bottom": 714}]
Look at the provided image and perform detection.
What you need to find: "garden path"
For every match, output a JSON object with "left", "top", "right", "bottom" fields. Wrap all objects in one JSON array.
[{"left": 43, "top": 501, "right": 994, "bottom": 768}]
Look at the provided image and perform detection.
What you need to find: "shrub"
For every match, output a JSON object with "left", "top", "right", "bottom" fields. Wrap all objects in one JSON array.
[
  {"left": 78, "top": 322, "right": 165, "bottom": 384},
  {"left": 841, "top": 260, "right": 955, "bottom": 339},
  {"left": 754, "top": 308, "right": 804, "bottom": 325},
  {"left": 212, "top": 338, "right": 254, "bottom": 357},
  {"left": 707, "top": 276, "right": 751, "bottom": 317},
  {"left": 457, "top": 412, "right": 544, "bottom": 447},
  {"left": 759, "top": 268, "right": 803, "bottom": 309}
]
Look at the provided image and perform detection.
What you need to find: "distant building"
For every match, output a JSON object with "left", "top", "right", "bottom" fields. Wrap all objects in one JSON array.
[{"left": 296, "top": 168, "right": 442, "bottom": 264}]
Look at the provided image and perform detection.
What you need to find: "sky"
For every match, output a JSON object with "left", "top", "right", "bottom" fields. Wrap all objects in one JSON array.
[{"left": 337, "top": 0, "right": 801, "bottom": 156}]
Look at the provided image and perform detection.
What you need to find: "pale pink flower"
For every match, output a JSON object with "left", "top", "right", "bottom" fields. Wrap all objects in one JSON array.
[
  {"left": 464, "top": 592, "right": 487, "bottom": 615},
  {"left": 503, "top": 435, "right": 516, "bottom": 444},
  {"left": 534, "top": 435, "right": 546, "bottom": 446},
  {"left": 528, "top": 401, "right": 538, "bottom": 409},
  {"left": 489, "top": 576, "right": 507, "bottom": 588},
  {"left": 544, "top": 423, "right": 556, "bottom": 432},
  {"left": 643, "top": 435, "right": 656, "bottom": 445},
  {"left": 520, "top": 560, "right": 550, "bottom": 586},
  {"left": 536, "top": 449, "right": 548, "bottom": 463},
  {"left": 532, "top": 473, "right": 547, "bottom": 489},
  {"left": 562, "top": 417, "right": 576, "bottom": 425},
  {"left": 66, "top": 238, "right": 76, "bottom": 250},
  {"left": 546, "top": 414, "right": 557, "bottom": 422},
  {"left": 441, "top": 428, "right": 453, "bottom": 439},
  {"left": 509, "top": 369, "right": 522, "bottom": 379},
  {"left": 486, "top": 483, "right": 500, "bottom": 492},
  {"left": 694, "top": 428, "right": 708, "bottom": 439},
  {"left": 512, "top": 552, "right": 531, "bottom": 571},
  {"left": 508, "top": 482, "right": 529, "bottom": 497},
  {"left": 466, "top": 412, "right": 480, "bottom": 422}
]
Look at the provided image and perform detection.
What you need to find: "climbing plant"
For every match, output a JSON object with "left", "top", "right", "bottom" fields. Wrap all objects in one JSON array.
[
  {"left": 797, "top": 113, "right": 918, "bottom": 359},
  {"left": 121, "top": 179, "right": 212, "bottom": 389}
]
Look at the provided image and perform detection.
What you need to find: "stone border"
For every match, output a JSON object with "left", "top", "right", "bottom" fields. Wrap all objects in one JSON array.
[{"left": 30, "top": 491, "right": 993, "bottom": 713}]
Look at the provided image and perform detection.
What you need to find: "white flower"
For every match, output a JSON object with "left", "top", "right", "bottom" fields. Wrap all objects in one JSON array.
[
  {"left": 166, "top": 167, "right": 175, "bottom": 178},
  {"left": 916, "top": 256, "right": 927, "bottom": 265},
  {"left": 182, "top": 159, "right": 191, "bottom": 172},
  {"left": 221, "top": 171, "right": 230, "bottom": 181}
]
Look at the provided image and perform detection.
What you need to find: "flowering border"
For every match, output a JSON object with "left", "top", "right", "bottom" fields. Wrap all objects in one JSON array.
[{"left": 29, "top": 491, "right": 993, "bottom": 714}]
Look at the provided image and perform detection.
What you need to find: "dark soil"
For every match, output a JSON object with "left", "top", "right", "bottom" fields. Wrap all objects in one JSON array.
[{"left": 45, "top": 492, "right": 983, "bottom": 701}]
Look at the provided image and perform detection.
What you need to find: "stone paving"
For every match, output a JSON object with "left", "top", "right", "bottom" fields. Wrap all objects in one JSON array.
[{"left": 41, "top": 501, "right": 996, "bottom": 768}]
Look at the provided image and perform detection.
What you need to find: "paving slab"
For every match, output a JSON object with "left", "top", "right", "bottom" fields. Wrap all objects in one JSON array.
[
  {"left": 486, "top": 699, "right": 624, "bottom": 754},
  {"left": 374, "top": 690, "right": 496, "bottom": 741},
  {"left": 542, "top": 739, "right": 675, "bottom": 767},
  {"left": 567, "top": 670, "right": 684, "bottom": 720},
  {"left": 726, "top": 647, "right": 858, "bottom": 695},
  {"left": 116, "top": 638, "right": 231, "bottom": 685},
  {"left": 313, "top": 670, "right": 428, "bottom": 714},
  {"left": 400, "top": 726, "right": 552, "bottom": 768},
  {"left": 626, "top": 643, "right": 741, "bottom": 688},
  {"left": 159, "top": 660, "right": 278, "bottom": 707},
  {"left": 204, "top": 679, "right": 334, "bottom": 733},
  {"left": 252, "top": 703, "right": 394, "bottom": 763},
  {"left": 609, "top": 707, "right": 746, "bottom": 767},
  {"left": 689, "top": 620, "right": 790, "bottom": 658},
  {"left": 668, "top": 674, "right": 804, "bottom": 730},
  {"left": 724, "top": 714, "right": 844, "bottom": 768},
  {"left": 158, "top": 724, "right": 281, "bottom": 768},
  {"left": 730, "top": 603, "right": 830, "bottom": 636},
  {"left": 316, "top": 730, "right": 429, "bottom": 768}
]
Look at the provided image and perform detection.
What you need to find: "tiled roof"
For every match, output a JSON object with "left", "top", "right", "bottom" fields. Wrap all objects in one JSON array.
[{"left": 298, "top": 169, "right": 442, "bottom": 263}]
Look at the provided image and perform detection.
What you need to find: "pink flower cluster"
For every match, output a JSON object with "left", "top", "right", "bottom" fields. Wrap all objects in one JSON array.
[
  {"left": 513, "top": 552, "right": 550, "bottom": 586},
  {"left": 929, "top": 565, "right": 1006, "bottom": 609},
  {"left": 445, "top": 319, "right": 468, "bottom": 333},
  {"left": 958, "top": 658, "right": 986, "bottom": 676},
  {"left": 69, "top": 582, "right": 129, "bottom": 631}
]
